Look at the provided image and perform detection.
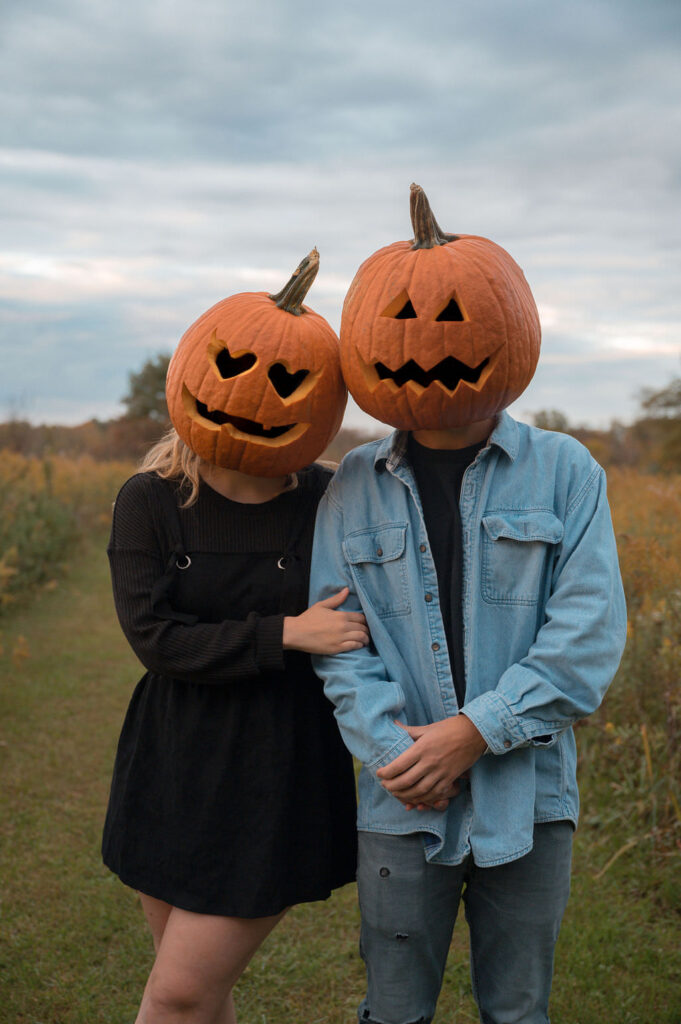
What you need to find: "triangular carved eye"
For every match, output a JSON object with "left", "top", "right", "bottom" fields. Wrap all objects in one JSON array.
[
  {"left": 268, "top": 363, "right": 309, "bottom": 398},
  {"left": 436, "top": 297, "right": 465, "bottom": 322},
  {"left": 395, "top": 298, "right": 417, "bottom": 319},
  {"left": 215, "top": 346, "right": 257, "bottom": 379},
  {"left": 381, "top": 290, "right": 417, "bottom": 319}
]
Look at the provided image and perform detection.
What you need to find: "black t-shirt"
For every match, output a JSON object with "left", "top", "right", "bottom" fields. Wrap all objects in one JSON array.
[{"left": 407, "top": 434, "right": 485, "bottom": 706}]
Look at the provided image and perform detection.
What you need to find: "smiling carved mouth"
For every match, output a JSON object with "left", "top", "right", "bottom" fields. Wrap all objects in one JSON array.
[
  {"left": 195, "top": 399, "right": 295, "bottom": 438},
  {"left": 358, "top": 346, "right": 500, "bottom": 395},
  {"left": 182, "top": 385, "right": 308, "bottom": 445}
]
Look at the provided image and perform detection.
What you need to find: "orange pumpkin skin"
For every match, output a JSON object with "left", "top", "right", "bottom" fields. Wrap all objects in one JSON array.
[
  {"left": 166, "top": 252, "right": 347, "bottom": 476},
  {"left": 340, "top": 187, "right": 541, "bottom": 431}
]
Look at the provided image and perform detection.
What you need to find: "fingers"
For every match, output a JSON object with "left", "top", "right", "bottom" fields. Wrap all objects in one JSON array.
[
  {"left": 342, "top": 611, "right": 368, "bottom": 624},
  {"left": 381, "top": 763, "right": 430, "bottom": 792},
  {"left": 381, "top": 763, "right": 458, "bottom": 803},
  {"left": 393, "top": 721, "right": 425, "bottom": 740},
  {"left": 401, "top": 799, "right": 448, "bottom": 811},
  {"left": 318, "top": 586, "right": 350, "bottom": 609},
  {"left": 391, "top": 776, "right": 461, "bottom": 805},
  {"left": 337, "top": 639, "right": 367, "bottom": 651},
  {"left": 376, "top": 746, "right": 420, "bottom": 780}
]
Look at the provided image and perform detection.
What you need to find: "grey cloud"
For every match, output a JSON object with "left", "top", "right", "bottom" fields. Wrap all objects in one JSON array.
[
  {"left": 2, "top": 0, "right": 679, "bottom": 166},
  {"left": 0, "top": 0, "right": 679, "bottom": 427}
]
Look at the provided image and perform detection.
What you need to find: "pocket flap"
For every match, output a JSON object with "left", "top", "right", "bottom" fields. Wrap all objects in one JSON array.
[
  {"left": 344, "top": 524, "right": 407, "bottom": 564},
  {"left": 482, "top": 510, "right": 564, "bottom": 545}
]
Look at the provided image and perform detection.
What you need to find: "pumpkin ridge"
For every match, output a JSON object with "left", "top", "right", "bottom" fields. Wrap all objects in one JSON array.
[
  {"left": 459, "top": 244, "right": 513, "bottom": 363},
  {"left": 256, "top": 312, "right": 295, "bottom": 426},
  {"left": 346, "top": 250, "right": 394, "bottom": 350},
  {"left": 401, "top": 253, "right": 423, "bottom": 368},
  {"left": 464, "top": 242, "right": 539, "bottom": 400},
  {"left": 472, "top": 241, "right": 539, "bottom": 368}
]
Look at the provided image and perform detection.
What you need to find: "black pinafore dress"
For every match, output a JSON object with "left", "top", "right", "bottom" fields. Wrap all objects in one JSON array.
[{"left": 102, "top": 474, "right": 357, "bottom": 917}]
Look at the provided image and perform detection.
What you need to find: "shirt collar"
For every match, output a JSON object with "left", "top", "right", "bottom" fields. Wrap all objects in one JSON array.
[{"left": 373, "top": 410, "right": 519, "bottom": 472}]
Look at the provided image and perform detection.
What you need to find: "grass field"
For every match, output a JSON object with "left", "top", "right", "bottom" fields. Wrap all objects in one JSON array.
[{"left": 1, "top": 491, "right": 680, "bottom": 1021}]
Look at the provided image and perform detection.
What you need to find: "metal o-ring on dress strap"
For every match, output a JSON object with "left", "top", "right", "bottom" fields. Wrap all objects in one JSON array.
[
  {"left": 176, "top": 554, "right": 192, "bottom": 570},
  {"left": 277, "top": 555, "right": 289, "bottom": 570}
]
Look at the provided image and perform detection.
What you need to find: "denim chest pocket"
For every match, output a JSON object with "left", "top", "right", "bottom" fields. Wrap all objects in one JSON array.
[
  {"left": 481, "top": 510, "right": 564, "bottom": 606},
  {"left": 344, "top": 524, "right": 410, "bottom": 618}
]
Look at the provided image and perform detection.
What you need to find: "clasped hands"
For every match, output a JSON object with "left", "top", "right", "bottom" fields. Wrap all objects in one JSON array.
[{"left": 376, "top": 713, "right": 488, "bottom": 812}]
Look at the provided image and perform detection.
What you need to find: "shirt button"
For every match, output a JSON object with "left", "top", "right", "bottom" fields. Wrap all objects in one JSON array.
[
  {"left": 376, "top": 547, "right": 383, "bottom": 556},
  {"left": 504, "top": 740, "right": 512, "bottom": 748},
  {"left": 419, "top": 544, "right": 427, "bottom": 553},
  {"left": 425, "top": 593, "right": 433, "bottom": 602},
  {"left": 431, "top": 642, "right": 440, "bottom": 652}
]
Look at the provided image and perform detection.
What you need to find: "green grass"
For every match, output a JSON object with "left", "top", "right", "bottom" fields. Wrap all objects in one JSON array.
[{"left": 0, "top": 533, "right": 679, "bottom": 1023}]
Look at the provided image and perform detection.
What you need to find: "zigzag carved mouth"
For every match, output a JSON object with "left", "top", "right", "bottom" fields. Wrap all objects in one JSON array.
[
  {"left": 182, "top": 384, "right": 308, "bottom": 446},
  {"left": 358, "top": 346, "right": 500, "bottom": 396},
  {"left": 375, "top": 354, "right": 489, "bottom": 391}
]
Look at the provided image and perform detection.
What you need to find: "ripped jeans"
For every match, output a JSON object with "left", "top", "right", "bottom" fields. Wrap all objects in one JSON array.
[{"left": 356, "top": 822, "right": 573, "bottom": 1024}]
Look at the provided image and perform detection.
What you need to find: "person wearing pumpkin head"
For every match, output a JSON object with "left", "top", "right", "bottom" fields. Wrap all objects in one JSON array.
[
  {"left": 102, "top": 250, "right": 366, "bottom": 1024},
  {"left": 309, "top": 188, "right": 627, "bottom": 1024}
]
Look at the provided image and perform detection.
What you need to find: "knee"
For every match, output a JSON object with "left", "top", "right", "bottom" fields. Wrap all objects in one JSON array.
[{"left": 145, "top": 971, "right": 214, "bottom": 1020}]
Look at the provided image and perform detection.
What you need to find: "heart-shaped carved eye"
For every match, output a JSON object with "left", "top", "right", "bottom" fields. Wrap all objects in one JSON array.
[
  {"left": 268, "top": 363, "right": 309, "bottom": 398},
  {"left": 215, "top": 346, "right": 257, "bottom": 379}
]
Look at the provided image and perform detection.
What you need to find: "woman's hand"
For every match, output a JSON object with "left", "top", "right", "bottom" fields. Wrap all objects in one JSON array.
[{"left": 283, "top": 587, "right": 369, "bottom": 655}]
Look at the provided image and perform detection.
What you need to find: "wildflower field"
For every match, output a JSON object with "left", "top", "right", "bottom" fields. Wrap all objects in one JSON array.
[
  {"left": 0, "top": 452, "right": 132, "bottom": 610},
  {"left": 0, "top": 452, "right": 679, "bottom": 1022}
]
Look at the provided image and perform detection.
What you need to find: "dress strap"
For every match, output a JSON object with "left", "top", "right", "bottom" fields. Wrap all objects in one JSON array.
[{"left": 149, "top": 477, "right": 199, "bottom": 626}]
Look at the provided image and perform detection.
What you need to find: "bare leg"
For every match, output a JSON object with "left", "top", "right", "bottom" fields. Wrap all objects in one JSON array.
[
  {"left": 139, "top": 892, "right": 173, "bottom": 953},
  {"left": 135, "top": 904, "right": 286, "bottom": 1024}
]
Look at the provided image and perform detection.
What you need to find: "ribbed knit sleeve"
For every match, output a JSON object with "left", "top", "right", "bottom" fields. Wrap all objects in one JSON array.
[{"left": 108, "top": 474, "right": 286, "bottom": 685}]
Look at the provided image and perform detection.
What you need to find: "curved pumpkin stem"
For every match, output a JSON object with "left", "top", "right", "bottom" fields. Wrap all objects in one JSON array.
[
  {"left": 410, "top": 184, "right": 459, "bottom": 250},
  {"left": 268, "top": 248, "right": 320, "bottom": 316}
]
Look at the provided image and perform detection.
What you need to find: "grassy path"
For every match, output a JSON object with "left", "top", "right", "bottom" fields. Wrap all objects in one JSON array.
[{"left": 0, "top": 534, "right": 678, "bottom": 1023}]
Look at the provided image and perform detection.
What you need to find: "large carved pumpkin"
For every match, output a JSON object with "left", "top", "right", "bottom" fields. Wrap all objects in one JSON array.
[
  {"left": 166, "top": 249, "right": 346, "bottom": 476},
  {"left": 340, "top": 185, "right": 541, "bottom": 430}
]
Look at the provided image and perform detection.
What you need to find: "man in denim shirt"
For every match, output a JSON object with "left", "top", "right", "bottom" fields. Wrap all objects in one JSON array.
[{"left": 310, "top": 187, "right": 626, "bottom": 1024}]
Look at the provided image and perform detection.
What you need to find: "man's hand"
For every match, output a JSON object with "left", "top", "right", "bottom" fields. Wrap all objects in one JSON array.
[{"left": 376, "top": 714, "right": 488, "bottom": 809}]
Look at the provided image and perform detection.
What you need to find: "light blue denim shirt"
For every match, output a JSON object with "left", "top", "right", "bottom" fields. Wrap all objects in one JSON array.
[{"left": 310, "top": 412, "right": 627, "bottom": 867}]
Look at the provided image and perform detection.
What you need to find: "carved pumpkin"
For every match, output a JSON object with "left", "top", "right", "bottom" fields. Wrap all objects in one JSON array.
[
  {"left": 340, "top": 184, "right": 541, "bottom": 430},
  {"left": 166, "top": 249, "right": 346, "bottom": 476}
]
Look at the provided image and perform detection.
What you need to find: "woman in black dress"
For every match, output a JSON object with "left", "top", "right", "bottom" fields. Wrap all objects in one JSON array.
[{"left": 103, "top": 252, "right": 365, "bottom": 1023}]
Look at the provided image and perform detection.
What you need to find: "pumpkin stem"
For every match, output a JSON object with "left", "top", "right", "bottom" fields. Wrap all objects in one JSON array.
[
  {"left": 409, "top": 184, "right": 459, "bottom": 250},
  {"left": 268, "top": 248, "right": 320, "bottom": 315}
]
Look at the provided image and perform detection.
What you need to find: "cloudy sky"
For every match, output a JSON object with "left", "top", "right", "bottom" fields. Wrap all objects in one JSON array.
[{"left": 1, "top": 0, "right": 680, "bottom": 433}]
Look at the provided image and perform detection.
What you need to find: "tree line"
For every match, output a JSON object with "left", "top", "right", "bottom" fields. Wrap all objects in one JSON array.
[{"left": 1, "top": 354, "right": 680, "bottom": 471}]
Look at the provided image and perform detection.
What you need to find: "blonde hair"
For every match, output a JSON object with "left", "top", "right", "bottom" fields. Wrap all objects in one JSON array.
[{"left": 139, "top": 427, "right": 202, "bottom": 506}]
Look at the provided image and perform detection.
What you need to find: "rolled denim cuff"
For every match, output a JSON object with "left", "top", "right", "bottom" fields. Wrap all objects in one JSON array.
[
  {"left": 461, "top": 691, "right": 529, "bottom": 754},
  {"left": 463, "top": 691, "right": 560, "bottom": 754}
]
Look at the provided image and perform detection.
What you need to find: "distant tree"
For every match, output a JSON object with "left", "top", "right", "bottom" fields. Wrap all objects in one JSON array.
[
  {"left": 122, "top": 354, "right": 172, "bottom": 423},
  {"left": 532, "top": 409, "right": 571, "bottom": 433},
  {"left": 637, "top": 371, "right": 681, "bottom": 469},
  {"left": 640, "top": 376, "right": 681, "bottom": 418}
]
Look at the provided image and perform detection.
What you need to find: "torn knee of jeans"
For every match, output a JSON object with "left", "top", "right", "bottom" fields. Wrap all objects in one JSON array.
[{"left": 394, "top": 931, "right": 409, "bottom": 941}]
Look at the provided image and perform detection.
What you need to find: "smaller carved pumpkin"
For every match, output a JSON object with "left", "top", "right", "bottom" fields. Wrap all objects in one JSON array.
[
  {"left": 340, "top": 184, "right": 541, "bottom": 431},
  {"left": 166, "top": 250, "right": 346, "bottom": 476}
]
